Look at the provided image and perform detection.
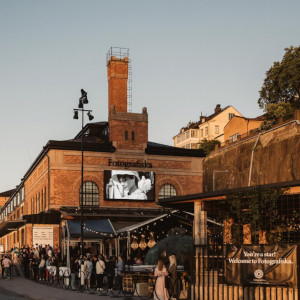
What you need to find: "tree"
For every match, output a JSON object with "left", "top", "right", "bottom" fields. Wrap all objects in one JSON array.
[
  {"left": 258, "top": 46, "right": 300, "bottom": 110},
  {"left": 259, "top": 102, "right": 294, "bottom": 130},
  {"left": 198, "top": 139, "right": 220, "bottom": 155}
]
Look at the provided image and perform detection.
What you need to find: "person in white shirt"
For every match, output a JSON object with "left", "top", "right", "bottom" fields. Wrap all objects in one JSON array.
[{"left": 96, "top": 255, "right": 106, "bottom": 291}]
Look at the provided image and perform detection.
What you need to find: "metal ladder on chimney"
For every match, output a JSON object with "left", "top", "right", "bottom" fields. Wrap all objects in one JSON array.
[{"left": 127, "top": 58, "right": 132, "bottom": 112}]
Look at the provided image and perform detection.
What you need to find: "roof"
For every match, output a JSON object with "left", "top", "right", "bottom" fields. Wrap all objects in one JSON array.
[
  {"left": 174, "top": 105, "right": 242, "bottom": 137},
  {"left": 223, "top": 115, "right": 265, "bottom": 130},
  {"left": 0, "top": 220, "right": 26, "bottom": 236},
  {"left": 146, "top": 142, "right": 205, "bottom": 157},
  {"left": 20, "top": 122, "right": 205, "bottom": 184},
  {"left": 158, "top": 179, "right": 300, "bottom": 209},
  {"left": 0, "top": 189, "right": 16, "bottom": 197}
]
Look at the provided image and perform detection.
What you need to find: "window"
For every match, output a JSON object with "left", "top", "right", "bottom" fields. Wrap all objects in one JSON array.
[
  {"left": 229, "top": 113, "right": 235, "bottom": 120},
  {"left": 44, "top": 187, "right": 47, "bottom": 210},
  {"left": 13, "top": 197, "right": 16, "bottom": 207},
  {"left": 205, "top": 127, "right": 208, "bottom": 136},
  {"left": 200, "top": 129, "right": 203, "bottom": 137},
  {"left": 131, "top": 131, "right": 135, "bottom": 140},
  {"left": 21, "top": 187, "right": 24, "bottom": 202},
  {"left": 185, "top": 131, "right": 190, "bottom": 139},
  {"left": 215, "top": 125, "right": 219, "bottom": 134},
  {"left": 80, "top": 181, "right": 99, "bottom": 206},
  {"left": 125, "top": 131, "right": 128, "bottom": 140},
  {"left": 230, "top": 133, "right": 240, "bottom": 143},
  {"left": 158, "top": 184, "right": 177, "bottom": 199},
  {"left": 191, "top": 130, "right": 198, "bottom": 138},
  {"left": 17, "top": 193, "right": 20, "bottom": 206}
]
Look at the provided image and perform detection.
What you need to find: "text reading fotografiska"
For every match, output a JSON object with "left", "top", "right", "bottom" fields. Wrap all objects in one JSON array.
[{"left": 108, "top": 159, "right": 152, "bottom": 169}]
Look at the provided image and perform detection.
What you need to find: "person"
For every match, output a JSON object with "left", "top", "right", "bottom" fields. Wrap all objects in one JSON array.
[
  {"left": 96, "top": 255, "right": 106, "bottom": 291},
  {"left": 115, "top": 255, "right": 124, "bottom": 289},
  {"left": 1, "top": 255, "right": 5, "bottom": 278},
  {"left": 2, "top": 256, "right": 12, "bottom": 280},
  {"left": 84, "top": 256, "right": 93, "bottom": 288},
  {"left": 107, "top": 171, "right": 148, "bottom": 200},
  {"left": 168, "top": 254, "right": 178, "bottom": 299},
  {"left": 38, "top": 254, "right": 46, "bottom": 281},
  {"left": 134, "top": 256, "right": 143, "bottom": 265},
  {"left": 154, "top": 259, "right": 169, "bottom": 300},
  {"left": 22, "top": 249, "right": 29, "bottom": 278},
  {"left": 70, "top": 257, "right": 79, "bottom": 290},
  {"left": 105, "top": 256, "right": 115, "bottom": 291}
]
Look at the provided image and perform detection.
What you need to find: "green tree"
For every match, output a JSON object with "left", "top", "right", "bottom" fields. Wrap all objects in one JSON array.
[
  {"left": 259, "top": 102, "right": 294, "bottom": 130},
  {"left": 258, "top": 46, "right": 300, "bottom": 110},
  {"left": 198, "top": 139, "right": 220, "bottom": 155}
]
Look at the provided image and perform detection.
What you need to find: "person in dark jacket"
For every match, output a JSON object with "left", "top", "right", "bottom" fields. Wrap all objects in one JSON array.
[{"left": 106, "top": 256, "right": 115, "bottom": 291}]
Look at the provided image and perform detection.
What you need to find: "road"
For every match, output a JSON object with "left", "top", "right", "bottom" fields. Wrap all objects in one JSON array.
[{"left": 0, "top": 284, "right": 31, "bottom": 300}]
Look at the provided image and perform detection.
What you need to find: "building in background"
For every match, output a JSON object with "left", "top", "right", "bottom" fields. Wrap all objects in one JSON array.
[
  {"left": 0, "top": 48, "right": 205, "bottom": 255},
  {"left": 223, "top": 115, "right": 264, "bottom": 143},
  {"left": 173, "top": 104, "right": 243, "bottom": 149}
]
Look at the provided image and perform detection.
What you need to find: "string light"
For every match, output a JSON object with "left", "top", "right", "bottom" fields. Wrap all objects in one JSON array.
[
  {"left": 139, "top": 234, "right": 147, "bottom": 251},
  {"left": 147, "top": 232, "right": 156, "bottom": 248},
  {"left": 131, "top": 236, "right": 138, "bottom": 251}
]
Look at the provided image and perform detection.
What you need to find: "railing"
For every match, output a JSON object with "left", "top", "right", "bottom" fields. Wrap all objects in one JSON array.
[{"left": 28, "top": 265, "right": 189, "bottom": 300}]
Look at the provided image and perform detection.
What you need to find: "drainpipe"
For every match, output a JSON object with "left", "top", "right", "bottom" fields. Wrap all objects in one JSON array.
[
  {"left": 45, "top": 151, "right": 50, "bottom": 212},
  {"left": 248, "top": 133, "right": 262, "bottom": 187}
]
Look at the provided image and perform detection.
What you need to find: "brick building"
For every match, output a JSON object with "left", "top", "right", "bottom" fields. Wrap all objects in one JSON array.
[{"left": 0, "top": 49, "right": 205, "bottom": 254}]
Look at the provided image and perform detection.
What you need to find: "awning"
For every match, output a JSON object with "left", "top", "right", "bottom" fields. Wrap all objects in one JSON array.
[
  {"left": 116, "top": 210, "right": 222, "bottom": 234},
  {"left": 65, "top": 219, "right": 116, "bottom": 240},
  {"left": 0, "top": 220, "right": 26, "bottom": 236}
]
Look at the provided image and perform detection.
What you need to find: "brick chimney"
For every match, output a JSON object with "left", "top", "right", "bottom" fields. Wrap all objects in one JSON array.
[
  {"left": 107, "top": 49, "right": 148, "bottom": 151},
  {"left": 215, "top": 104, "right": 221, "bottom": 114},
  {"left": 107, "top": 56, "right": 128, "bottom": 115}
]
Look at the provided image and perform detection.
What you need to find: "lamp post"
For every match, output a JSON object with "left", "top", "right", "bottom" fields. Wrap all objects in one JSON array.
[{"left": 73, "top": 89, "right": 94, "bottom": 262}]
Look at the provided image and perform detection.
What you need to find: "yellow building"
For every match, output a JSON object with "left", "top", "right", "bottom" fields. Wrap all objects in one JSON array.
[
  {"left": 223, "top": 115, "right": 264, "bottom": 143},
  {"left": 173, "top": 104, "right": 243, "bottom": 148}
]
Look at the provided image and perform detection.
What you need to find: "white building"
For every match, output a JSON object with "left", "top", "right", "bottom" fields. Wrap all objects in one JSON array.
[{"left": 173, "top": 105, "right": 243, "bottom": 148}]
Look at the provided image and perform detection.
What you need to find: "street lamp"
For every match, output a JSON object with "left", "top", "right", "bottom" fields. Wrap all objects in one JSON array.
[{"left": 73, "top": 89, "right": 94, "bottom": 263}]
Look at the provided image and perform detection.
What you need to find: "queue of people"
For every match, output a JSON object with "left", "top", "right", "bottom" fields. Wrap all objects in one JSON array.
[
  {"left": 19, "top": 244, "right": 61, "bottom": 279},
  {"left": 2, "top": 243, "right": 182, "bottom": 299}
]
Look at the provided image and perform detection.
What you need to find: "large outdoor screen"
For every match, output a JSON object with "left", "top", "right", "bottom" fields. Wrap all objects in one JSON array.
[{"left": 104, "top": 170, "right": 155, "bottom": 201}]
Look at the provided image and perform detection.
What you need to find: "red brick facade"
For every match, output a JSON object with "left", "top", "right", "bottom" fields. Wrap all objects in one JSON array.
[{"left": 0, "top": 51, "right": 204, "bottom": 252}]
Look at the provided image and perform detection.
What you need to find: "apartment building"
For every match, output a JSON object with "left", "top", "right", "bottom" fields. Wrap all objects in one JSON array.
[{"left": 173, "top": 104, "right": 243, "bottom": 149}]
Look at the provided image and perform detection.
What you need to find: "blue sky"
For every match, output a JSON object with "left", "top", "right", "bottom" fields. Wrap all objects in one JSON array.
[{"left": 1, "top": 0, "right": 299, "bottom": 192}]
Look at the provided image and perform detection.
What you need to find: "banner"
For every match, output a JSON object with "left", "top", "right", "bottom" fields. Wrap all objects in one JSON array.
[
  {"left": 225, "top": 245, "right": 298, "bottom": 287},
  {"left": 33, "top": 226, "right": 54, "bottom": 247}
]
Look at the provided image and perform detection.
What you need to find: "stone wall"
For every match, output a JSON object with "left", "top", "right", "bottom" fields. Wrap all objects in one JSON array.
[{"left": 203, "top": 121, "right": 300, "bottom": 192}]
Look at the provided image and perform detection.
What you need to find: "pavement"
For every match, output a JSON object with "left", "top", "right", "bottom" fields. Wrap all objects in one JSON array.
[
  {"left": 0, "top": 284, "right": 32, "bottom": 300},
  {"left": 0, "top": 277, "right": 133, "bottom": 300}
]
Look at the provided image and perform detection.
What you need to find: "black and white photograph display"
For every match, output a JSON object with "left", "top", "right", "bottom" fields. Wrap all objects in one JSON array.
[{"left": 104, "top": 170, "right": 155, "bottom": 201}]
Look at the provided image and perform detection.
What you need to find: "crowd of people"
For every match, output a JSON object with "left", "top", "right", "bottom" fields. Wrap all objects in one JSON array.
[{"left": 1, "top": 244, "right": 180, "bottom": 299}]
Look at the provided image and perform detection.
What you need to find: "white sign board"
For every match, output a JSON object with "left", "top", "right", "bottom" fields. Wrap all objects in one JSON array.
[
  {"left": 33, "top": 227, "right": 54, "bottom": 247},
  {"left": 0, "top": 244, "right": 4, "bottom": 253}
]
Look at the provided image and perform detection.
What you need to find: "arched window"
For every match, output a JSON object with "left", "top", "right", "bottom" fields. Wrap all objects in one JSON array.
[
  {"left": 80, "top": 181, "right": 99, "bottom": 206},
  {"left": 158, "top": 184, "right": 177, "bottom": 199}
]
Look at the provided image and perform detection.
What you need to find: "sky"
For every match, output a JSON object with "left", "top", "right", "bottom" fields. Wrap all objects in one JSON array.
[{"left": 1, "top": 0, "right": 299, "bottom": 192}]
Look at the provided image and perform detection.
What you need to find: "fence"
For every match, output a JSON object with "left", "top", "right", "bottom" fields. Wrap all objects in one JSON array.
[{"left": 192, "top": 244, "right": 299, "bottom": 300}]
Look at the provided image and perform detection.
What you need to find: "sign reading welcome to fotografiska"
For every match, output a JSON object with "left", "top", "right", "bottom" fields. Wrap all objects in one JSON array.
[
  {"left": 33, "top": 226, "right": 54, "bottom": 247},
  {"left": 225, "top": 245, "right": 298, "bottom": 287}
]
